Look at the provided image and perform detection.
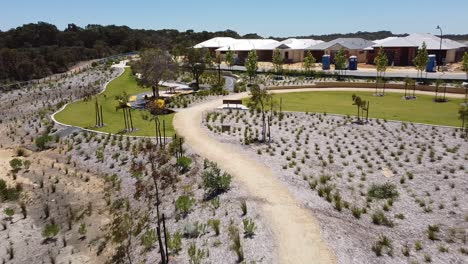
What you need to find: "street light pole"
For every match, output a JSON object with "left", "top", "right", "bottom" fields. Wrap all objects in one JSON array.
[{"left": 436, "top": 25, "right": 443, "bottom": 71}]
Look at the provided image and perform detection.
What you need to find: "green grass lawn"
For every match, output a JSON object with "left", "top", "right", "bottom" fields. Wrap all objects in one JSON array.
[
  {"left": 55, "top": 68, "right": 175, "bottom": 136},
  {"left": 245, "top": 91, "right": 464, "bottom": 127}
]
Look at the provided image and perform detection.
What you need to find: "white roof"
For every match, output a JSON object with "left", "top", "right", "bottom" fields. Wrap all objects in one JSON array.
[
  {"left": 279, "top": 38, "right": 324, "bottom": 50},
  {"left": 193, "top": 37, "right": 236, "bottom": 48},
  {"left": 214, "top": 38, "right": 323, "bottom": 51},
  {"left": 216, "top": 39, "right": 279, "bottom": 51},
  {"left": 371, "top": 33, "right": 465, "bottom": 50}
]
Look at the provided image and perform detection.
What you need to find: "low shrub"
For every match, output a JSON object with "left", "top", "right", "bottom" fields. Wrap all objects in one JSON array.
[
  {"left": 175, "top": 195, "right": 195, "bottom": 218},
  {"left": 371, "top": 210, "right": 394, "bottom": 227},
  {"left": 176, "top": 156, "right": 192, "bottom": 173},
  {"left": 368, "top": 183, "right": 399, "bottom": 200},
  {"left": 202, "top": 160, "right": 232, "bottom": 198}
]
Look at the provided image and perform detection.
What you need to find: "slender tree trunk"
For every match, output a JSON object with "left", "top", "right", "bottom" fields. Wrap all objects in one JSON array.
[
  {"left": 154, "top": 118, "right": 159, "bottom": 146},
  {"left": 163, "top": 120, "right": 166, "bottom": 146},
  {"left": 125, "top": 227, "right": 133, "bottom": 264},
  {"left": 357, "top": 106, "right": 360, "bottom": 121},
  {"left": 128, "top": 108, "right": 134, "bottom": 131},
  {"left": 95, "top": 101, "right": 99, "bottom": 127},
  {"left": 123, "top": 108, "right": 128, "bottom": 131},
  {"left": 158, "top": 119, "right": 163, "bottom": 147},
  {"left": 383, "top": 73, "right": 386, "bottom": 95},
  {"left": 152, "top": 85, "right": 159, "bottom": 99},
  {"left": 268, "top": 116, "right": 271, "bottom": 142},
  {"left": 179, "top": 138, "right": 183, "bottom": 157},
  {"left": 162, "top": 214, "right": 169, "bottom": 263},
  {"left": 100, "top": 105, "right": 104, "bottom": 126},
  {"left": 366, "top": 101, "right": 370, "bottom": 121},
  {"left": 462, "top": 116, "right": 465, "bottom": 134},
  {"left": 151, "top": 164, "right": 167, "bottom": 264}
]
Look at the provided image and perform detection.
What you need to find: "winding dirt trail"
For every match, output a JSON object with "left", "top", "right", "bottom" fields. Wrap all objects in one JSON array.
[
  {"left": 174, "top": 92, "right": 336, "bottom": 264},
  {"left": 173, "top": 87, "right": 464, "bottom": 263}
]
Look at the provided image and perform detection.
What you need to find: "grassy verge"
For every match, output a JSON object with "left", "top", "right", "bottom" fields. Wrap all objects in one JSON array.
[
  {"left": 55, "top": 68, "right": 175, "bottom": 136},
  {"left": 244, "top": 91, "right": 464, "bottom": 127}
]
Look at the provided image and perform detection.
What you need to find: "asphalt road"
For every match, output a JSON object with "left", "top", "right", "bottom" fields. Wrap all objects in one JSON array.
[{"left": 220, "top": 65, "right": 468, "bottom": 81}]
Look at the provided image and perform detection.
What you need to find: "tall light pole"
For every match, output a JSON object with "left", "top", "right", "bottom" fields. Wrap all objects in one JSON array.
[{"left": 436, "top": 25, "right": 443, "bottom": 71}]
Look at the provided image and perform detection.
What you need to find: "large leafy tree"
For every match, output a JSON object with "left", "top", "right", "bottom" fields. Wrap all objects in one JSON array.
[
  {"left": 303, "top": 51, "right": 316, "bottom": 75},
  {"left": 374, "top": 47, "right": 389, "bottom": 95},
  {"left": 245, "top": 50, "right": 258, "bottom": 82},
  {"left": 133, "top": 49, "right": 177, "bottom": 98},
  {"left": 272, "top": 49, "right": 284, "bottom": 74},
  {"left": 184, "top": 47, "right": 209, "bottom": 91}
]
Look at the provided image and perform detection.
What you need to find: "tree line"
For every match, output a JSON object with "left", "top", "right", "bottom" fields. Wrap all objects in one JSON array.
[
  {"left": 6, "top": 22, "right": 465, "bottom": 82},
  {"left": 0, "top": 22, "right": 247, "bottom": 82}
]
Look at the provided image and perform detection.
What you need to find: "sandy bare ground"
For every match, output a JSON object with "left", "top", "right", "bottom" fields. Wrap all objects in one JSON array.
[
  {"left": 173, "top": 92, "right": 336, "bottom": 264},
  {"left": 0, "top": 149, "right": 13, "bottom": 176}
]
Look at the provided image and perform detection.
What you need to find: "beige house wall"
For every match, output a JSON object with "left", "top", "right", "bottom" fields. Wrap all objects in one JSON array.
[
  {"left": 280, "top": 50, "right": 304, "bottom": 63},
  {"left": 323, "top": 44, "right": 367, "bottom": 63},
  {"left": 446, "top": 49, "right": 456, "bottom": 63}
]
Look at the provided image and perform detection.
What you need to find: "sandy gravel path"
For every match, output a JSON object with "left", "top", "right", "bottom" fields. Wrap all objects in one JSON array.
[{"left": 174, "top": 92, "right": 336, "bottom": 264}]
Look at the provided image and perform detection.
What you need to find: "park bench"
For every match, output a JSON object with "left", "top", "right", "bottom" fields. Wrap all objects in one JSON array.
[{"left": 222, "top": 99, "right": 243, "bottom": 109}]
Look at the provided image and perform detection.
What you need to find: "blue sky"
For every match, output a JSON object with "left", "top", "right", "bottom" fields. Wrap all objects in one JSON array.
[{"left": 1, "top": 0, "right": 466, "bottom": 36}]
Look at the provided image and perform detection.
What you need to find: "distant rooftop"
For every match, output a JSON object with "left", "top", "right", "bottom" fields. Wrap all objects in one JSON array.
[
  {"left": 215, "top": 39, "right": 280, "bottom": 51},
  {"left": 307, "top": 38, "right": 375, "bottom": 50},
  {"left": 193, "top": 37, "right": 236, "bottom": 48},
  {"left": 371, "top": 33, "right": 465, "bottom": 50}
]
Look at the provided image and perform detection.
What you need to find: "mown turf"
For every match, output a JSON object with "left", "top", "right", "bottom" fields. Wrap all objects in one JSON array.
[
  {"left": 245, "top": 91, "right": 464, "bottom": 127},
  {"left": 55, "top": 68, "right": 175, "bottom": 136}
]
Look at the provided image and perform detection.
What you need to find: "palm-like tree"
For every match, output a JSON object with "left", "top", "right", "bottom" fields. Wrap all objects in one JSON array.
[
  {"left": 115, "top": 92, "right": 134, "bottom": 132},
  {"left": 352, "top": 94, "right": 367, "bottom": 123}
]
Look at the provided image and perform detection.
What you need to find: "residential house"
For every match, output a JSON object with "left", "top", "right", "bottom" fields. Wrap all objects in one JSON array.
[
  {"left": 215, "top": 39, "right": 280, "bottom": 63},
  {"left": 306, "top": 38, "right": 375, "bottom": 63},
  {"left": 366, "top": 33, "right": 466, "bottom": 66},
  {"left": 193, "top": 37, "right": 236, "bottom": 56},
  {"left": 257, "top": 38, "right": 324, "bottom": 63}
]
